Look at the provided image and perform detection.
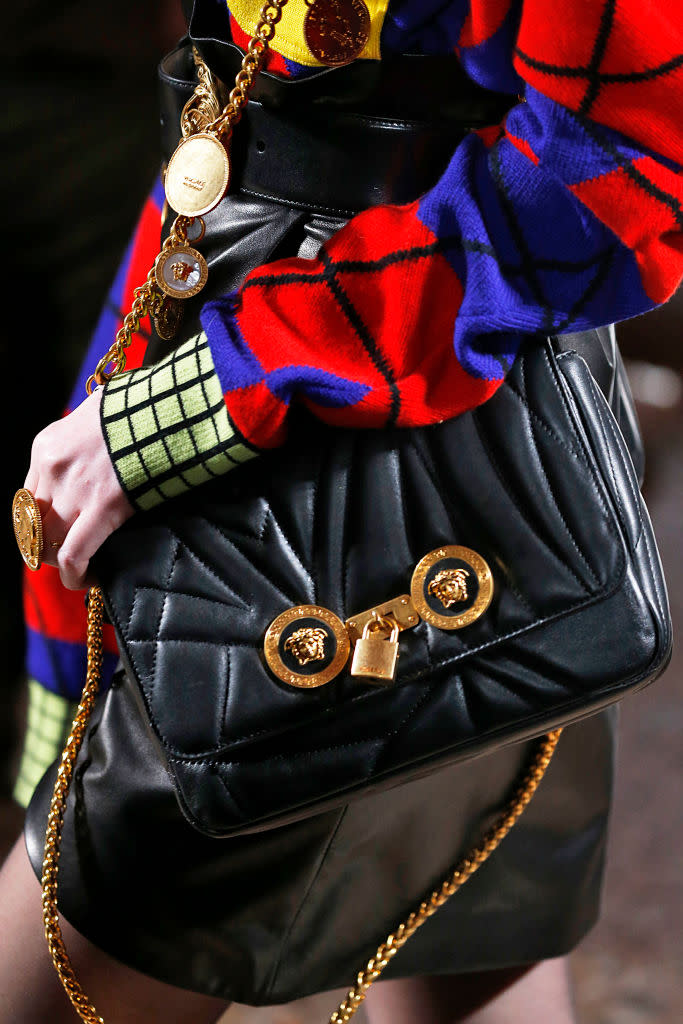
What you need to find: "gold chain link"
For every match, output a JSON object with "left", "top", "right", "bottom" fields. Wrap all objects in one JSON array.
[
  {"left": 209, "top": 3, "right": 288, "bottom": 137},
  {"left": 84, "top": 226, "right": 191, "bottom": 394},
  {"left": 42, "top": 4, "right": 563, "bottom": 1019},
  {"left": 41, "top": 587, "right": 106, "bottom": 1024},
  {"left": 84, "top": 0, "right": 289, "bottom": 396},
  {"left": 328, "top": 729, "right": 562, "bottom": 1023}
]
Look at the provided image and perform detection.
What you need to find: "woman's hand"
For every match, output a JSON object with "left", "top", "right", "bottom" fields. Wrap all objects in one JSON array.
[{"left": 24, "top": 389, "right": 135, "bottom": 590}]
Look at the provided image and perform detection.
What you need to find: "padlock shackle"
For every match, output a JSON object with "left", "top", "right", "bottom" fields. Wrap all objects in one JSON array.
[{"left": 363, "top": 612, "right": 400, "bottom": 643}]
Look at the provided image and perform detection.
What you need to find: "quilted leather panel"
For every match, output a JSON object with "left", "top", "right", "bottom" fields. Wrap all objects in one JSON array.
[{"left": 95, "top": 342, "right": 671, "bottom": 836}]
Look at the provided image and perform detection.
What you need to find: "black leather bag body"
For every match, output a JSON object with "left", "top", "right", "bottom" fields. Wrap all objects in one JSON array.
[{"left": 94, "top": 335, "right": 672, "bottom": 838}]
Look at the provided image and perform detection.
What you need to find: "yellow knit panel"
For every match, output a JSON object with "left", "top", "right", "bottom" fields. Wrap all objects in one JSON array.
[{"left": 227, "top": 0, "right": 390, "bottom": 66}]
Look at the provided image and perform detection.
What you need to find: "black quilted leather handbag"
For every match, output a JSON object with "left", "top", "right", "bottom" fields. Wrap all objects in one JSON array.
[{"left": 90, "top": 333, "right": 670, "bottom": 839}]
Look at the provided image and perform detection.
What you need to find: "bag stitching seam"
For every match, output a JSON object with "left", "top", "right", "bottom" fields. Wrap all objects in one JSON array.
[
  {"left": 265, "top": 803, "right": 349, "bottom": 999},
  {"left": 505, "top": 381, "right": 588, "bottom": 465},
  {"left": 145, "top": 539, "right": 181, "bottom": 711},
  {"left": 472, "top": 409, "right": 590, "bottom": 594},
  {"left": 587, "top": 373, "right": 644, "bottom": 544},
  {"left": 407, "top": 418, "right": 535, "bottom": 614},
  {"left": 638, "top": 512, "right": 666, "bottom": 627},
  {"left": 369, "top": 682, "right": 438, "bottom": 776},
  {"left": 169, "top": 520, "right": 252, "bottom": 609},
  {"left": 551, "top": 350, "right": 620, "bottom": 535},
  {"left": 210, "top": 516, "right": 311, "bottom": 606},
  {"left": 521, "top": 357, "right": 599, "bottom": 587}
]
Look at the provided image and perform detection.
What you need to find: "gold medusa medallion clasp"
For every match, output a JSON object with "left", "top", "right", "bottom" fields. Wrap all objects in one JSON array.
[
  {"left": 411, "top": 546, "right": 494, "bottom": 630},
  {"left": 264, "top": 605, "right": 350, "bottom": 688}
]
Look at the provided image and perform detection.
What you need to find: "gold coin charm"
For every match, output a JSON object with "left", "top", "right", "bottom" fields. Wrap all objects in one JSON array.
[
  {"left": 164, "top": 132, "right": 230, "bottom": 217},
  {"left": 264, "top": 605, "right": 350, "bottom": 688},
  {"left": 12, "top": 488, "right": 44, "bottom": 571},
  {"left": 153, "top": 295, "right": 185, "bottom": 340},
  {"left": 411, "top": 546, "right": 494, "bottom": 630},
  {"left": 155, "top": 246, "right": 209, "bottom": 300},
  {"left": 304, "top": 0, "right": 371, "bottom": 67}
]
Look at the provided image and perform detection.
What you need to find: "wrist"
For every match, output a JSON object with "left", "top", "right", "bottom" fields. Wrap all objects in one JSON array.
[{"left": 100, "top": 333, "right": 258, "bottom": 511}]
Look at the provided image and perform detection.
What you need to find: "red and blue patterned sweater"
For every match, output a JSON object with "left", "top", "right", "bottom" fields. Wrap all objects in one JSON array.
[{"left": 17, "top": 0, "right": 683, "bottom": 803}]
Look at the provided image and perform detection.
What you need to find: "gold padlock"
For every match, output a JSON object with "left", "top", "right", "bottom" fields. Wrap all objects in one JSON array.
[{"left": 350, "top": 613, "right": 400, "bottom": 684}]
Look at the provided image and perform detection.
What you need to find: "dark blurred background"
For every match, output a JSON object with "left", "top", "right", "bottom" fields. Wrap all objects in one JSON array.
[
  {"left": 1, "top": 5, "right": 681, "bottom": 1022},
  {"left": 0, "top": 0, "right": 184, "bottom": 809}
]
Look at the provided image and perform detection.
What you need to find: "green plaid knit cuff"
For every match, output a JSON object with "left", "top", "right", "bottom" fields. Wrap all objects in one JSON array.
[
  {"left": 101, "top": 332, "right": 258, "bottom": 511},
  {"left": 13, "top": 680, "right": 78, "bottom": 808}
]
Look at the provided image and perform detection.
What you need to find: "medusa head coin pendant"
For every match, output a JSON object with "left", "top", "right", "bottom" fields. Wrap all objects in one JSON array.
[
  {"left": 164, "top": 132, "right": 231, "bottom": 218},
  {"left": 155, "top": 245, "right": 209, "bottom": 301},
  {"left": 304, "top": 0, "right": 371, "bottom": 66}
]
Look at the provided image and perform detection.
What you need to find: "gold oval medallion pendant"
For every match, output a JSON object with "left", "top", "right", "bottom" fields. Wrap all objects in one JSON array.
[
  {"left": 411, "top": 546, "right": 494, "bottom": 631},
  {"left": 155, "top": 246, "right": 209, "bottom": 300},
  {"left": 304, "top": 0, "right": 371, "bottom": 67},
  {"left": 164, "top": 133, "right": 230, "bottom": 217}
]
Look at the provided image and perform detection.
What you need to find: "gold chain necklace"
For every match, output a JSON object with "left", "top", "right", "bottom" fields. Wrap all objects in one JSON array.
[
  {"left": 86, "top": 0, "right": 290, "bottom": 394},
  {"left": 85, "top": 0, "right": 372, "bottom": 394}
]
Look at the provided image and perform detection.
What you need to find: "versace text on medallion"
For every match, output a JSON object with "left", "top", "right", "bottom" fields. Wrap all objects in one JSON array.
[{"left": 183, "top": 176, "right": 207, "bottom": 193}]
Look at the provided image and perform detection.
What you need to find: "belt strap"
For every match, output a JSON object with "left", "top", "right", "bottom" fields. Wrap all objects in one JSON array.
[
  {"left": 230, "top": 101, "right": 467, "bottom": 214},
  {"left": 159, "top": 40, "right": 513, "bottom": 215}
]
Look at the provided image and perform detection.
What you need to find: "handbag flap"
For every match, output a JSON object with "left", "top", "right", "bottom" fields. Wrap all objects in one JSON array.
[{"left": 95, "top": 342, "right": 671, "bottom": 835}]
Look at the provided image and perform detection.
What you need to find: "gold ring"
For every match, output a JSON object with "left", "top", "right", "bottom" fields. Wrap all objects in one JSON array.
[{"left": 12, "top": 488, "right": 44, "bottom": 571}]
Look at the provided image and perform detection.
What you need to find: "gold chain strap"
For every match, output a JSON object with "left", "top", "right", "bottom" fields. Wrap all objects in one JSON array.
[
  {"left": 42, "top": 588, "right": 106, "bottom": 1024},
  {"left": 85, "top": 236, "right": 179, "bottom": 393},
  {"left": 328, "top": 729, "right": 562, "bottom": 1023},
  {"left": 41, "top": 4, "right": 563, "bottom": 1017}
]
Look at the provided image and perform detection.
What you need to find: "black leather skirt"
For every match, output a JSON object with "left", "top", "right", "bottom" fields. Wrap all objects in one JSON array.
[
  {"left": 25, "top": 670, "right": 616, "bottom": 1004},
  {"left": 24, "top": 38, "right": 628, "bottom": 1006}
]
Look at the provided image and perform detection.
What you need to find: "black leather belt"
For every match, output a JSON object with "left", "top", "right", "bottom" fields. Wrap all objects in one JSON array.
[
  {"left": 159, "top": 38, "right": 514, "bottom": 216},
  {"left": 230, "top": 100, "right": 472, "bottom": 215}
]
